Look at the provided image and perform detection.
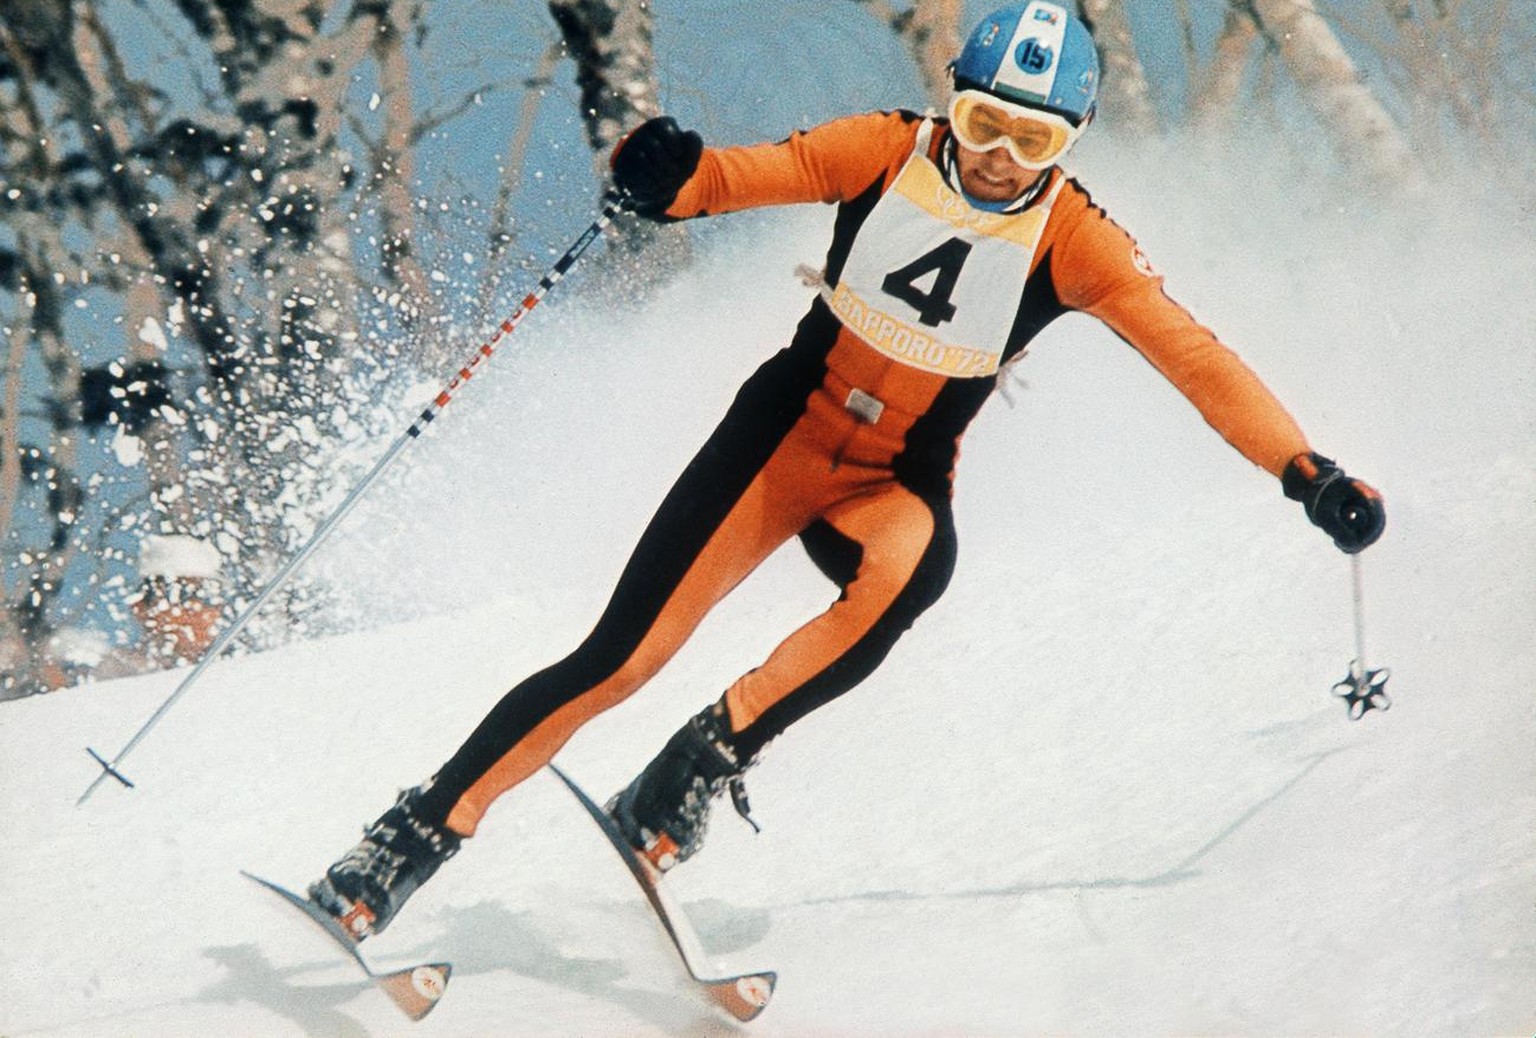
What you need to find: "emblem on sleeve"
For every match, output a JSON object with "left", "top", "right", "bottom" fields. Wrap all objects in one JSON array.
[{"left": 1131, "top": 244, "right": 1156, "bottom": 277}]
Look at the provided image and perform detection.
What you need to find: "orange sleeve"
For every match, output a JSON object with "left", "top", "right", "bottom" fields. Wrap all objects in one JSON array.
[
  {"left": 1050, "top": 187, "right": 1309, "bottom": 477},
  {"left": 664, "top": 111, "right": 924, "bottom": 219}
]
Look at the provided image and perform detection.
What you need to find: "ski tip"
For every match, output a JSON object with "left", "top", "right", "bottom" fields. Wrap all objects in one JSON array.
[
  {"left": 377, "top": 963, "right": 453, "bottom": 1021},
  {"left": 240, "top": 870, "right": 306, "bottom": 903},
  {"left": 706, "top": 971, "right": 777, "bottom": 1022},
  {"left": 239, "top": 870, "right": 365, "bottom": 948},
  {"left": 239, "top": 868, "right": 275, "bottom": 890}
]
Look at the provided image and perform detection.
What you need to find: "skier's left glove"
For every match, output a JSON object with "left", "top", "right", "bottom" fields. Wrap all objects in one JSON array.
[
  {"left": 1282, "top": 452, "right": 1385, "bottom": 554},
  {"left": 610, "top": 116, "right": 703, "bottom": 219}
]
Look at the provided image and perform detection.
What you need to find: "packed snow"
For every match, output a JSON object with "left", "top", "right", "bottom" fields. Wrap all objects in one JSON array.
[{"left": 3, "top": 142, "right": 1534, "bottom": 1036}]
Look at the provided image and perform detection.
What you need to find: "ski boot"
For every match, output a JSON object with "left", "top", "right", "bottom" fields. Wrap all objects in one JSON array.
[
  {"left": 308, "top": 786, "right": 461, "bottom": 940},
  {"left": 607, "top": 702, "right": 759, "bottom": 873}
]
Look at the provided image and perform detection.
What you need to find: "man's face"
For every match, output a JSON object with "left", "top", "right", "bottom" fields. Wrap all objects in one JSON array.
[{"left": 953, "top": 140, "right": 1044, "bottom": 203}]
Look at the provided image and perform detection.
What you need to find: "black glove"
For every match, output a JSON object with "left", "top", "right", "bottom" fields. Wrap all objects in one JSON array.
[
  {"left": 1282, "top": 452, "right": 1385, "bottom": 553},
  {"left": 610, "top": 116, "right": 703, "bottom": 218}
]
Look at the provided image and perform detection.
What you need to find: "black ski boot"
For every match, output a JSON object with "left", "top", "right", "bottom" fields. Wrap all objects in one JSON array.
[
  {"left": 308, "top": 786, "right": 461, "bottom": 940},
  {"left": 607, "top": 702, "right": 758, "bottom": 873}
]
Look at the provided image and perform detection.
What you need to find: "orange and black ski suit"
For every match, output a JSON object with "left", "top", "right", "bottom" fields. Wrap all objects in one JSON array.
[{"left": 419, "top": 111, "right": 1311, "bottom": 837}]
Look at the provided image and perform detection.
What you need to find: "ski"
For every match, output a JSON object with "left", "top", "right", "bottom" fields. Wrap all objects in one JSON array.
[
  {"left": 240, "top": 870, "right": 451, "bottom": 1021},
  {"left": 547, "top": 763, "right": 777, "bottom": 1022}
]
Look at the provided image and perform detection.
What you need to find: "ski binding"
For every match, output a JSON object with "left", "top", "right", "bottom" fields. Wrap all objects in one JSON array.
[
  {"left": 241, "top": 870, "right": 451, "bottom": 1021},
  {"left": 547, "top": 763, "right": 777, "bottom": 1021}
]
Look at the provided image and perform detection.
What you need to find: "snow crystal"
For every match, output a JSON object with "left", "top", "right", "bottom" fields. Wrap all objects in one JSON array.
[
  {"left": 110, "top": 426, "right": 143, "bottom": 467},
  {"left": 136, "top": 317, "right": 169, "bottom": 351}
]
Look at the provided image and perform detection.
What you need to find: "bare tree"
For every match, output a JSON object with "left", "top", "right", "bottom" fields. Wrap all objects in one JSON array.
[
  {"left": 365, "top": 0, "right": 436, "bottom": 322},
  {"left": 1189, "top": 5, "right": 1262, "bottom": 134},
  {"left": 1077, "top": 0, "right": 1159, "bottom": 137},
  {"left": 1374, "top": 0, "right": 1526, "bottom": 173},
  {"left": 0, "top": 292, "right": 23, "bottom": 550},
  {"left": 548, "top": 0, "right": 661, "bottom": 158},
  {"left": 547, "top": 0, "right": 685, "bottom": 267},
  {"left": 0, "top": 0, "right": 511, "bottom": 692},
  {"left": 0, "top": 256, "right": 83, "bottom": 695},
  {"left": 70, "top": 5, "right": 191, "bottom": 540},
  {"left": 1218, "top": 0, "right": 1427, "bottom": 192},
  {"left": 851, "top": 0, "right": 963, "bottom": 112},
  {"left": 1, "top": 12, "right": 95, "bottom": 692}
]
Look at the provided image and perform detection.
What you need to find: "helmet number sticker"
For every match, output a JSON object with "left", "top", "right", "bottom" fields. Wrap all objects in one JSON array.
[{"left": 880, "top": 237, "right": 973, "bottom": 327}]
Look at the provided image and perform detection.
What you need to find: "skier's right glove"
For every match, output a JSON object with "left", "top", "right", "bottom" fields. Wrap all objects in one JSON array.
[
  {"left": 610, "top": 116, "right": 703, "bottom": 219},
  {"left": 1282, "top": 452, "right": 1385, "bottom": 554}
]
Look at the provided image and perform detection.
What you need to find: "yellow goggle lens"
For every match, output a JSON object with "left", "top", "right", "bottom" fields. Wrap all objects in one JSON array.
[{"left": 950, "top": 93, "right": 1075, "bottom": 167}]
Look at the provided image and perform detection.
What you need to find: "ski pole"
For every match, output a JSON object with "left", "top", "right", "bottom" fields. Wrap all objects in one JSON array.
[
  {"left": 1331, "top": 553, "right": 1391, "bottom": 719},
  {"left": 1350, "top": 552, "right": 1369, "bottom": 674},
  {"left": 79, "top": 196, "right": 631, "bottom": 806}
]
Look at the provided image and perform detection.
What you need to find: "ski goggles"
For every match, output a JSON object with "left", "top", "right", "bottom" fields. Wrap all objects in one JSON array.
[{"left": 947, "top": 89, "right": 1085, "bottom": 170}]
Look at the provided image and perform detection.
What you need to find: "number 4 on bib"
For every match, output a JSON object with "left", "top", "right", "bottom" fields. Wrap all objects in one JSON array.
[{"left": 880, "top": 237, "right": 972, "bottom": 327}]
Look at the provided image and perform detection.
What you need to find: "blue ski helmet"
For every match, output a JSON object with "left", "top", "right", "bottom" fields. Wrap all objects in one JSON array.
[{"left": 952, "top": 1, "right": 1100, "bottom": 126}]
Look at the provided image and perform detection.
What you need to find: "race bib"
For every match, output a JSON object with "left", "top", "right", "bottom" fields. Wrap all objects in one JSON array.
[{"left": 830, "top": 153, "right": 1058, "bottom": 378}]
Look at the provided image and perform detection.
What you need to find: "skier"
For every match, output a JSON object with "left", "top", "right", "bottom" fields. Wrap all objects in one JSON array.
[{"left": 310, "top": 0, "right": 1385, "bottom": 940}]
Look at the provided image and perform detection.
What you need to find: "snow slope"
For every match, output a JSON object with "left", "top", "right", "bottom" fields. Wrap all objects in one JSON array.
[{"left": 4, "top": 150, "right": 1534, "bottom": 1036}]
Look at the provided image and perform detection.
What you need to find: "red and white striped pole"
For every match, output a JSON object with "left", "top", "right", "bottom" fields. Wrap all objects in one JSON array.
[
  {"left": 79, "top": 196, "right": 631, "bottom": 805},
  {"left": 405, "top": 197, "right": 624, "bottom": 438}
]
